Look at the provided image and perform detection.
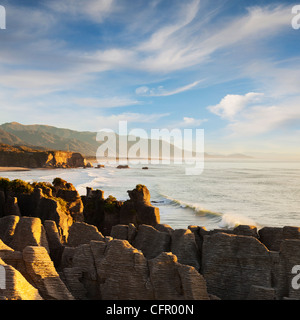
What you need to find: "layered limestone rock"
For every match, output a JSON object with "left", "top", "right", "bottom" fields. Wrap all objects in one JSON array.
[
  {"left": 258, "top": 226, "right": 300, "bottom": 251},
  {"left": 279, "top": 239, "right": 300, "bottom": 299},
  {"left": 246, "top": 285, "right": 276, "bottom": 300},
  {"left": 43, "top": 220, "right": 64, "bottom": 267},
  {"left": 148, "top": 252, "right": 209, "bottom": 300},
  {"left": 82, "top": 188, "right": 122, "bottom": 236},
  {"left": 66, "top": 222, "right": 104, "bottom": 247},
  {"left": 0, "top": 215, "right": 20, "bottom": 244},
  {"left": 133, "top": 225, "right": 171, "bottom": 259},
  {"left": 0, "top": 239, "right": 26, "bottom": 278},
  {"left": 171, "top": 229, "right": 200, "bottom": 271},
  {"left": 111, "top": 224, "right": 200, "bottom": 271},
  {"left": 28, "top": 189, "right": 72, "bottom": 242},
  {"left": 0, "top": 216, "right": 50, "bottom": 252},
  {"left": 56, "top": 188, "right": 84, "bottom": 222},
  {"left": 202, "top": 232, "right": 273, "bottom": 300},
  {"left": 83, "top": 185, "right": 160, "bottom": 236},
  {"left": 22, "top": 246, "right": 74, "bottom": 300},
  {"left": 0, "top": 257, "right": 43, "bottom": 300},
  {"left": 120, "top": 185, "right": 160, "bottom": 227},
  {"left": 4, "top": 196, "right": 21, "bottom": 217},
  {"left": 9, "top": 217, "right": 49, "bottom": 252},
  {"left": 62, "top": 238, "right": 210, "bottom": 300},
  {"left": 110, "top": 223, "right": 137, "bottom": 243},
  {"left": 97, "top": 239, "right": 154, "bottom": 300}
]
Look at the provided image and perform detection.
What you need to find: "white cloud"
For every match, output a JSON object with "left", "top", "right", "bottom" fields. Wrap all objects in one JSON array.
[
  {"left": 73, "top": 97, "right": 141, "bottom": 108},
  {"left": 93, "top": 112, "right": 170, "bottom": 130},
  {"left": 176, "top": 117, "right": 207, "bottom": 128},
  {"left": 207, "top": 92, "right": 264, "bottom": 120},
  {"left": 135, "top": 86, "right": 150, "bottom": 96},
  {"left": 244, "top": 60, "right": 300, "bottom": 97},
  {"left": 207, "top": 89, "right": 300, "bottom": 138},
  {"left": 207, "top": 92, "right": 300, "bottom": 138},
  {"left": 2, "top": 2, "right": 293, "bottom": 96},
  {"left": 227, "top": 102, "right": 300, "bottom": 137},
  {"left": 132, "top": 4, "right": 291, "bottom": 73},
  {"left": 135, "top": 80, "right": 201, "bottom": 97},
  {"left": 55, "top": 2, "right": 291, "bottom": 76},
  {"left": 138, "top": 0, "right": 200, "bottom": 52},
  {"left": 45, "top": 0, "right": 116, "bottom": 23},
  {"left": 201, "top": 5, "right": 291, "bottom": 54}
]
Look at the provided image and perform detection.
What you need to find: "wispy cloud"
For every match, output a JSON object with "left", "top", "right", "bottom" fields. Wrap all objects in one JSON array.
[
  {"left": 243, "top": 59, "right": 300, "bottom": 97},
  {"left": 137, "top": 0, "right": 200, "bottom": 52},
  {"left": 135, "top": 80, "right": 202, "bottom": 97},
  {"left": 174, "top": 117, "right": 207, "bottom": 128},
  {"left": 2, "top": 1, "right": 292, "bottom": 92},
  {"left": 44, "top": 0, "right": 116, "bottom": 23},
  {"left": 227, "top": 101, "right": 300, "bottom": 137},
  {"left": 132, "top": 3, "right": 292, "bottom": 73},
  {"left": 73, "top": 97, "right": 142, "bottom": 109},
  {"left": 93, "top": 112, "right": 170, "bottom": 131},
  {"left": 200, "top": 5, "right": 291, "bottom": 54}
]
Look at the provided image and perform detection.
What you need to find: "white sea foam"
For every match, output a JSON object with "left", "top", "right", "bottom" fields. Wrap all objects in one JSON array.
[
  {"left": 76, "top": 176, "right": 108, "bottom": 195},
  {"left": 219, "top": 213, "right": 258, "bottom": 229}
]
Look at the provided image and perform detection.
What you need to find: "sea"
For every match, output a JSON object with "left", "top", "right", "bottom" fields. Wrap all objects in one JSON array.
[{"left": 1, "top": 160, "right": 300, "bottom": 230}]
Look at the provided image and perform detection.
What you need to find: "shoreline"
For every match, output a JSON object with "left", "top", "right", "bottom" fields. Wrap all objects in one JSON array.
[{"left": 0, "top": 167, "right": 31, "bottom": 172}]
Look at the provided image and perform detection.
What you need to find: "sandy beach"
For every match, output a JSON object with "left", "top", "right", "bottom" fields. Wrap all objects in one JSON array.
[{"left": 0, "top": 167, "right": 31, "bottom": 172}]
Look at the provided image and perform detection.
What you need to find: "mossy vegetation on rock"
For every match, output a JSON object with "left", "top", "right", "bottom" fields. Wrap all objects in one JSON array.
[
  {"left": 0, "top": 178, "right": 34, "bottom": 194},
  {"left": 0, "top": 177, "right": 85, "bottom": 242}
]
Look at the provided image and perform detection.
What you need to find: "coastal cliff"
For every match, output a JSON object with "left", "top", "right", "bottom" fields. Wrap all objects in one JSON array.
[
  {"left": 0, "top": 144, "right": 87, "bottom": 168},
  {"left": 0, "top": 179, "right": 300, "bottom": 300}
]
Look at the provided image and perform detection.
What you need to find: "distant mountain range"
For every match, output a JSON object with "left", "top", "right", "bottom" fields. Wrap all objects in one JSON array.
[
  {"left": 0, "top": 122, "right": 98, "bottom": 157},
  {"left": 0, "top": 122, "right": 253, "bottom": 159}
]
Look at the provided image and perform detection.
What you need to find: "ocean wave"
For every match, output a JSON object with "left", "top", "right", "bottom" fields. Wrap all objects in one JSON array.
[
  {"left": 76, "top": 177, "right": 108, "bottom": 195},
  {"left": 157, "top": 193, "right": 259, "bottom": 229},
  {"left": 218, "top": 213, "right": 258, "bottom": 229},
  {"left": 157, "top": 193, "right": 222, "bottom": 218}
]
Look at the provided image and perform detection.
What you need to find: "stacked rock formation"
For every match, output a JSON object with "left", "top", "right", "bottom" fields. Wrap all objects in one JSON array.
[{"left": 1, "top": 180, "right": 300, "bottom": 300}]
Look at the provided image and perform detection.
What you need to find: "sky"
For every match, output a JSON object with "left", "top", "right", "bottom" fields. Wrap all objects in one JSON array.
[{"left": 0, "top": 0, "right": 300, "bottom": 156}]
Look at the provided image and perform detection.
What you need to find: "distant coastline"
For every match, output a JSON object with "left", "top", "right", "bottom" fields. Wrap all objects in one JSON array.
[{"left": 0, "top": 167, "right": 31, "bottom": 172}]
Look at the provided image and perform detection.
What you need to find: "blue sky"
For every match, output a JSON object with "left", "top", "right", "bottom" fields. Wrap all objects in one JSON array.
[{"left": 0, "top": 0, "right": 300, "bottom": 156}]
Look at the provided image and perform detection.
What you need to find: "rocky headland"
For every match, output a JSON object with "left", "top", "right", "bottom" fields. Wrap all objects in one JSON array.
[
  {"left": 0, "top": 144, "right": 89, "bottom": 169},
  {"left": 0, "top": 177, "right": 300, "bottom": 300}
]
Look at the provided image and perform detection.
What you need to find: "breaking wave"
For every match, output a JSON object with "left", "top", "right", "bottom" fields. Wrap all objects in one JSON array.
[
  {"left": 157, "top": 193, "right": 258, "bottom": 229},
  {"left": 218, "top": 213, "right": 258, "bottom": 229},
  {"left": 157, "top": 193, "right": 222, "bottom": 219}
]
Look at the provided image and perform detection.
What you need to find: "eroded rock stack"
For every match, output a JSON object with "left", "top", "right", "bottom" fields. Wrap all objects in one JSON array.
[
  {"left": 83, "top": 184, "right": 160, "bottom": 235},
  {"left": 0, "top": 178, "right": 85, "bottom": 242}
]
